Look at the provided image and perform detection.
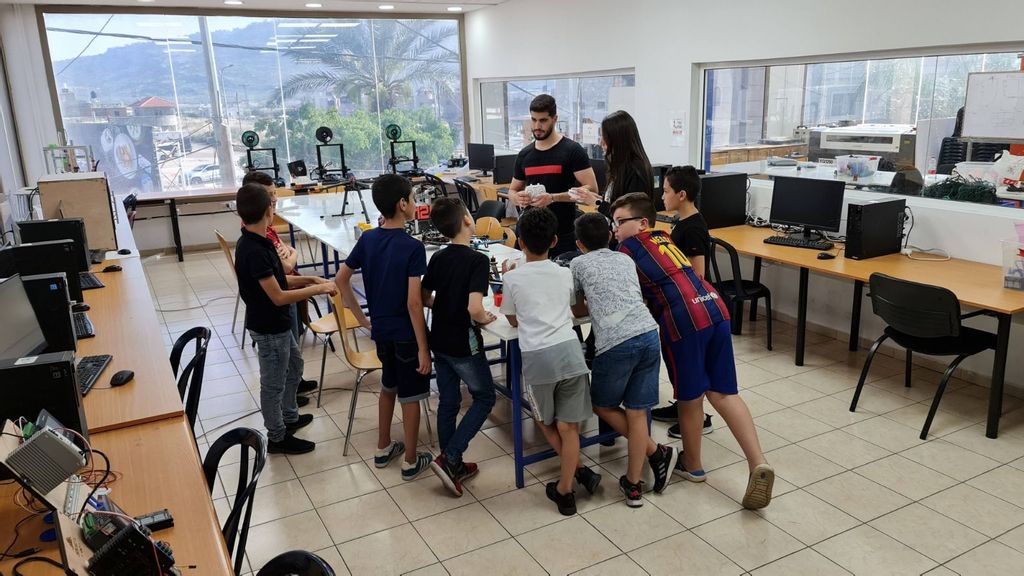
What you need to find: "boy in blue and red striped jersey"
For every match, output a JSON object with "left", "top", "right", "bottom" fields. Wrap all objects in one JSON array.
[{"left": 609, "top": 192, "right": 775, "bottom": 510}]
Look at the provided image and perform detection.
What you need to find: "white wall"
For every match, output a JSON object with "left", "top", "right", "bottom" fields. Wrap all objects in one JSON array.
[{"left": 467, "top": 0, "right": 1024, "bottom": 391}]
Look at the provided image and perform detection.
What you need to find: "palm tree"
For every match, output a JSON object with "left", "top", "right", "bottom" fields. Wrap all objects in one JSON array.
[{"left": 279, "top": 19, "right": 459, "bottom": 111}]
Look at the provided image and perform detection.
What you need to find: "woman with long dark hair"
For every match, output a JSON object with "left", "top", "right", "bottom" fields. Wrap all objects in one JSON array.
[{"left": 577, "top": 110, "right": 655, "bottom": 216}]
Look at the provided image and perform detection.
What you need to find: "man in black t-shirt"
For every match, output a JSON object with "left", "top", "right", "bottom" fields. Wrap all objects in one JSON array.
[{"left": 510, "top": 94, "right": 598, "bottom": 257}]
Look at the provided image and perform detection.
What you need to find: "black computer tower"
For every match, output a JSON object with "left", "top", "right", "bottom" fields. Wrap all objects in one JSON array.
[
  {"left": 845, "top": 197, "right": 906, "bottom": 260},
  {"left": 21, "top": 273, "right": 77, "bottom": 354},
  {"left": 0, "top": 240, "right": 84, "bottom": 302},
  {"left": 17, "top": 218, "right": 91, "bottom": 272},
  {"left": 0, "top": 352, "right": 88, "bottom": 449}
]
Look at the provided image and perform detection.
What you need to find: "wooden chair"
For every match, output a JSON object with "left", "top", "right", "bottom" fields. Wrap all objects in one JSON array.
[
  {"left": 331, "top": 293, "right": 432, "bottom": 455},
  {"left": 307, "top": 304, "right": 362, "bottom": 408},
  {"left": 214, "top": 230, "right": 247, "bottom": 350}
]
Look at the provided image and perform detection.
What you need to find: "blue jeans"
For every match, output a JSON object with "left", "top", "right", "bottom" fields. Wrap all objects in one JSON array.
[
  {"left": 591, "top": 330, "right": 661, "bottom": 410},
  {"left": 434, "top": 351, "right": 497, "bottom": 464},
  {"left": 250, "top": 329, "right": 304, "bottom": 442}
]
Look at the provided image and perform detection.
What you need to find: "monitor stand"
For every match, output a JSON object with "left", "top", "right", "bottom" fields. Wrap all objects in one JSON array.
[
  {"left": 479, "top": 170, "right": 491, "bottom": 177},
  {"left": 787, "top": 226, "right": 826, "bottom": 242}
]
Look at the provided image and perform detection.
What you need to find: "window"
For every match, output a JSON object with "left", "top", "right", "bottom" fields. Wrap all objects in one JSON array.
[
  {"left": 479, "top": 72, "right": 634, "bottom": 157},
  {"left": 44, "top": 12, "right": 465, "bottom": 195}
]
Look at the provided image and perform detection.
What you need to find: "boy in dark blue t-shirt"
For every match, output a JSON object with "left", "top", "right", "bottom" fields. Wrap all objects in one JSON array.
[{"left": 336, "top": 175, "right": 433, "bottom": 481}]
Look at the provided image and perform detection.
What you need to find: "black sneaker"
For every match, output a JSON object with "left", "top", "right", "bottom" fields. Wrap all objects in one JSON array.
[
  {"left": 455, "top": 461, "right": 478, "bottom": 483},
  {"left": 374, "top": 441, "right": 405, "bottom": 468},
  {"left": 285, "top": 414, "right": 314, "bottom": 432},
  {"left": 545, "top": 482, "right": 577, "bottom": 516},
  {"left": 619, "top": 475, "right": 643, "bottom": 507},
  {"left": 430, "top": 454, "right": 463, "bottom": 497},
  {"left": 648, "top": 444, "right": 678, "bottom": 494},
  {"left": 575, "top": 466, "right": 602, "bottom": 495},
  {"left": 651, "top": 403, "right": 677, "bottom": 422},
  {"left": 667, "top": 414, "right": 714, "bottom": 439},
  {"left": 268, "top": 434, "right": 316, "bottom": 455},
  {"left": 296, "top": 395, "right": 310, "bottom": 407},
  {"left": 298, "top": 379, "right": 318, "bottom": 394},
  {"left": 401, "top": 451, "right": 434, "bottom": 481}
]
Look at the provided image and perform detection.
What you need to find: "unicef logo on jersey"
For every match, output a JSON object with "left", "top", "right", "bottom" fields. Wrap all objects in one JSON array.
[{"left": 690, "top": 293, "right": 720, "bottom": 305}]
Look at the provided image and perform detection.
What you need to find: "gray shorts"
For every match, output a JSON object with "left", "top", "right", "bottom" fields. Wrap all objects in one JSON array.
[{"left": 525, "top": 373, "right": 592, "bottom": 425}]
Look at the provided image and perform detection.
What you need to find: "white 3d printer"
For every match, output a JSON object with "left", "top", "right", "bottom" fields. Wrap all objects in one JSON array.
[{"left": 808, "top": 124, "right": 917, "bottom": 166}]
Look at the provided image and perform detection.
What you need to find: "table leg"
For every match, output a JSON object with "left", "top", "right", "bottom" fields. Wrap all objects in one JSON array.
[
  {"left": 750, "top": 257, "right": 763, "bottom": 322},
  {"left": 334, "top": 250, "right": 340, "bottom": 275},
  {"left": 795, "top": 267, "right": 809, "bottom": 366},
  {"left": 170, "top": 198, "right": 183, "bottom": 262},
  {"left": 320, "top": 242, "right": 330, "bottom": 279},
  {"left": 986, "top": 313, "right": 1012, "bottom": 439},
  {"left": 509, "top": 339, "right": 525, "bottom": 488},
  {"left": 288, "top": 223, "right": 296, "bottom": 248},
  {"left": 850, "top": 280, "right": 864, "bottom": 352}
]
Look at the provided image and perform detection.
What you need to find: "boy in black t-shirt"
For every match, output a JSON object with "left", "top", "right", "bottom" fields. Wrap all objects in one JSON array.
[
  {"left": 234, "top": 184, "right": 337, "bottom": 455},
  {"left": 650, "top": 166, "right": 716, "bottom": 437},
  {"left": 421, "top": 197, "right": 498, "bottom": 497}
]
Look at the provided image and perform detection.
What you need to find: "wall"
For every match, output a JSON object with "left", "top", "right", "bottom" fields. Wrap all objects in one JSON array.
[{"left": 467, "top": 0, "right": 1024, "bottom": 390}]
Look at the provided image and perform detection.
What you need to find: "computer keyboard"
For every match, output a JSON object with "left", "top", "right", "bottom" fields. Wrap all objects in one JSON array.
[
  {"left": 90, "top": 249, "right": 105, "bottom": 265},
  {"left": 763, "top": 235, "right": 834, "bottom": 251},
  {"left": 77, "top": 354, "right": 112, "bottom": 396},
  {"left": 80, "top": 271, "right": 105, "bottom": 290},
  {"left": 74, "top": 311, "right": 95, "bottom": 339},
  {"left": 656, "top": 214, "right": 678, "bottom": 225},
  {"left": 455, "top": 175, "right": 479, "bottom": 183}
]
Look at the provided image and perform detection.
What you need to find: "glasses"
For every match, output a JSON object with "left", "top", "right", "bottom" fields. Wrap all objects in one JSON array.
[{"left": 612, "top": 216, "right": 644, "bottom": 230}]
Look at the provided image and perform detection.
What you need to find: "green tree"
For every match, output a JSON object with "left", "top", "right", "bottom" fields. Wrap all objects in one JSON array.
[
  {"left": 279, "top": 20, "right": 459, "bottom": 111},
  {"left": 253, "top": 103, "right": 454, "bottom": 175}
]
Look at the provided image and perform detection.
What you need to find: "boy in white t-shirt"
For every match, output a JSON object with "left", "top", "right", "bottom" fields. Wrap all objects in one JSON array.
[{"left": 500, "top": 207, "right": 594, "bottom": 516}]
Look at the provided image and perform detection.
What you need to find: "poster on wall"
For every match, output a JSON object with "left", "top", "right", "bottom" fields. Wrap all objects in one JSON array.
[
  {"left": 64, "top": 122, "right": 160, "bottom": 196},
  {"left": 669, "top": 110, "right": 687, "bottom": 148}
]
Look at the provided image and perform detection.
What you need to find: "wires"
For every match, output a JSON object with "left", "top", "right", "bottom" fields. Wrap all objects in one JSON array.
[
  {"left": 78, "top": 449, "right": 110, "bottom": 523},
  {"left": 0, "top": 513, "right": 43, "bottom": 560},
  {"left": 12, "top": 556, "right": 73, "bottom": 576},
  {"left": 155, "top": 295, "right": 235, "bottom": 313},
  {"left": 903, "top": 206, "right": 914, "bottom": 249},
  {"left": 900, "top": 206, "right": 950, "bottom": 261}
]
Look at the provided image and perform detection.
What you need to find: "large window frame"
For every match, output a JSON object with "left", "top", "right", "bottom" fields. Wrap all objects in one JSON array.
[{"left": 36, "top": 5, "right": 469, "bottom": 191}]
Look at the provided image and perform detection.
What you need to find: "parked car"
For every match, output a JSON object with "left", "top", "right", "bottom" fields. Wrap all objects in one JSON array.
[{"left": 186, "top": 164, "right": 220, "bottom": 185}]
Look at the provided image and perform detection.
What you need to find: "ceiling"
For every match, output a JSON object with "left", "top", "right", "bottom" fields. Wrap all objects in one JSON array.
[{"left": 25, "top": 0, "right": 509, "bottom": 14}]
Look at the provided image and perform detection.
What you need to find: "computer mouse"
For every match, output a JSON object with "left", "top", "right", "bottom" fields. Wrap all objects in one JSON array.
[
  {"left": 110, "top": 370, "right": 135, "bottom": 387},
  {"left": 102, "top": 264, "right": 122, "bottom": 273},
  {"left": 817, "top": 252, "right": 836, "bottom": 260},
  {"left": 117, "top": 248, "right": 132, "bottom": 255}
]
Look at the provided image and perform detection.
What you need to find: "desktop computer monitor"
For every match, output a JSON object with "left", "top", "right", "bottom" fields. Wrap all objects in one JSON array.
[
  {"left": 769, "top": 176, "right": 846, "bottom": 238},
  {"left": 493, "top": 154, "right": 517, "bottom": 185},
  {"left": 17, "top": 218, "right": 91, "bottom": 272},
  {"left": 697, "top": 172, "right": 748, "bottom": 229},
  {"left": 0, "top": 241, "right": 84, "bottom": 303},
  {"left": 468, "top": 143, "right": 495, "bottom": 175},
  {"left": 0, "top": 275, "right": 48, "bottom": 360}
]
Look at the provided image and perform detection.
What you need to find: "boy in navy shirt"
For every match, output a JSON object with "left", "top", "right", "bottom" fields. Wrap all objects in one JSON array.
[
  {"left": 336, "top": 175, "right": 433, "bottom": 481},
  {"left": 422, "top": 197, "right": 497, "bottom": 497}
]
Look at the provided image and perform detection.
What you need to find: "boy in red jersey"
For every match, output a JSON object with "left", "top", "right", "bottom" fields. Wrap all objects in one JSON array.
[{"left": 609, "top": 192, "right": 774, "bottom": 510}]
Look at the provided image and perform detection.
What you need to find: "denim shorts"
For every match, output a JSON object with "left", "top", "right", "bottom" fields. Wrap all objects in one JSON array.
[
  {"left": 376, "top": 340, "right": 431, "bottom": 403},
  {"left": 590, "top": 330, "right": 661, "bottom": 410}
]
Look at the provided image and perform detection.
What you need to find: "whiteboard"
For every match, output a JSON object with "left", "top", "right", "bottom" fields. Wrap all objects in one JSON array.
[{"left": 961, "top": 71, "right": 1024, "bottom": 142}]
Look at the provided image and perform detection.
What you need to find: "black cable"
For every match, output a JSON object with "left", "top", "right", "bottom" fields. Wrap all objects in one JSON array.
[
  {"left": 78, "top": 449, "right": 110, "bottom": 522},
  {"left": 12, "top": 556, "right": 74, "bottom": 576},
  {"left": 903, "top": 206, "right": 914, "bottom": 249},
  {"left": 0, "top": 514, "right": 40, "bottom": 560}
]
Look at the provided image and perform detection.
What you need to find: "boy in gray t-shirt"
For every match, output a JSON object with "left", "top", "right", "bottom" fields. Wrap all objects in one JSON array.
[{"left": 570, "top": 213, "right": 678, "bottom": 507}]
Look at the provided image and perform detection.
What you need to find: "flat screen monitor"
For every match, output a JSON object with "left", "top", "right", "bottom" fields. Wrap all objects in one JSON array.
[
  {"left": 467, "top": 143, "right": 495, "bottom": 175},
  {"left": 17, "top": 218, "right": 91, "bottom": 272},
  {"left": 697, "top": 172, "right": 748, "bottom": 229},
  {"left": 769, "top": 176, "right": 846, "bottom": 236},
  {"left": 0, "top": 241, "right": 84, "bottom": 303},
  {"left": 590, "top": 158, "right": 607, "bottom": 192},
  {"left": 493, "top": 154, "right": 516, "bottom": 185},
  {"left": 0, "top": 275, "right": 48, "bottom": 359}
]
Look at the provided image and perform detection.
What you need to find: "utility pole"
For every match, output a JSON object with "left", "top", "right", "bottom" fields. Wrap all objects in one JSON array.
[{"left": 199, "top": 17, "right": 236, "bottom": 187}]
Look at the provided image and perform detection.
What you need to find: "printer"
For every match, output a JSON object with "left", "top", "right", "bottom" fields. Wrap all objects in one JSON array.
[{"left": 809, "top": 124, "right": 916, "bottom": 167}]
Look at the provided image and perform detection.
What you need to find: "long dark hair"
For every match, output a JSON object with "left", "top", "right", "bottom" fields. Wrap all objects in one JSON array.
[{"left": 601, "top": 110, "right": 653, "bottom": 202}]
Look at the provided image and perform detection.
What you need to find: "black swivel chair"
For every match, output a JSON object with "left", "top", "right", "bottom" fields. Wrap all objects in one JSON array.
[
  {"left": 453, "top": 179, "right": 481, "bottom": 216},
  {"left": 257, "top": 551, "right": 336, "bottom": 576},
  {"left": 421, "top": 173, "right": 450, "bottom": 198},
  {"left": 707, "top": 237, "right": 773, "bottom": 350},
  {"left": 849, "top": 273, "right": 997, "bottom": 439},
  {"left": 169, "top": 326, "right": 212, "bottom": 434},
  {"left": 476, "top": 199, "right": 506, "bottom": 221},
  {"left": 203, "top": 428, "right": 268, "bottom": 576}
]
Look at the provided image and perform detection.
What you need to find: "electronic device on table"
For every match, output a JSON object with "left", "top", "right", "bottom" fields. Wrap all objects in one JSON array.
[
  {"left": 467, "top": 143, "right": 495, "bottom": 176},
  {"left": 385, "top": 124, "right": 423, "bottom": 176},
  {"left": 21, "top": 273, "right": 80, "bottom": 350},
  {"left": 17, "top": 218, "right": 93, "bottom": 272},
  {"left": 288, "top": 160, "right": 315, "bottom": 187},
  {"left": 764, "top": 176, "right": 845, "bottom": 251},
  {"left": 494, "top": 154, "right": 517, "bottom": 185},
  {"left": 808, "top": 123, "right": 916, "bottom": 166},
  {"left": 313, "top": 126, "right": 351, "bottom": 183},
  {"left": 697, "top": 172, "right": 748, "bottom": 229},
  {"left": 1, "top": 239, "right": 85, "bottom": 303},
  {"left": 845, "top": 197, "right": 906, "bottom": 260},
  {"left": 241, "top": 130, "right": 285, "bottom": 187},
  {"left": 455, "top": 175, "right": 479, "bottom": 183}
]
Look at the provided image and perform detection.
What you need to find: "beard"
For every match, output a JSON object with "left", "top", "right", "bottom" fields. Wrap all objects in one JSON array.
[{"left": 533, "top": 126, "right": 553, "bottom": 141}]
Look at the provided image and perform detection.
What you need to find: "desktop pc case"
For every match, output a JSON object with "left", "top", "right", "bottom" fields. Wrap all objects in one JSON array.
[
  {"left": 845, "top": 197, "right": 906, "bottom": 260},
  {"left": 21, "top": 272, "right": 77, "bottom": 354}
]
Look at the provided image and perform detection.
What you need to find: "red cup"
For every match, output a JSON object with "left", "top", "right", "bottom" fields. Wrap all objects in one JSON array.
[{"left": 494, "top": 293, "right": 503, "bottom": 307}]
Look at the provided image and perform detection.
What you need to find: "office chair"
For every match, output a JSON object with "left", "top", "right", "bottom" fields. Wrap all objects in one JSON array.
[
  {"left": 169, "top": 326, "right": 212, "bottom": 434},
  {"left": 332, "top": 292, "right": 432, "bottom": 456},
  {"left": 849, "top": 273, "right": 997, "bottom": 439},
  {"left": 257, "top": 551, "right": 335, "bottom": 576},
  {"left": 707, "top": 237, "right": 773, "bottom": 350},
  {"left": 214, "top": 230, "right": 249, "bottom": 350},
  {"left": 203, "top": 427, "right": 268, "bottom": 576},
  {"left": 476, "top": 199, "right": 506, "bottom": 221},
  {"left": 421, "top": 173, "right": 450, "bottom": 198},
  {"left": 453, "top": 179, "right": 481, "bottom": 216}
]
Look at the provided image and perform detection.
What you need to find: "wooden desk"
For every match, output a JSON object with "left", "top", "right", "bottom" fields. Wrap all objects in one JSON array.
[
  {"left": 80, "top": 256, "right": 184, "bottom": 433},
  {"left": 0, "top": 417, "right": 232, "bottom": 575},
  {"left": 711, "top": 225, "right": 1024, "bottom": 438},
  {"left": 137, "top": 188, "right": 237, "bottom": 261}
]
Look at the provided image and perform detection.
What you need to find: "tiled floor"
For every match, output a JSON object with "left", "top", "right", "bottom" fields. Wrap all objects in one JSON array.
[{"left": 144, "top": 247, "right": 1024, "bottom": 576}]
